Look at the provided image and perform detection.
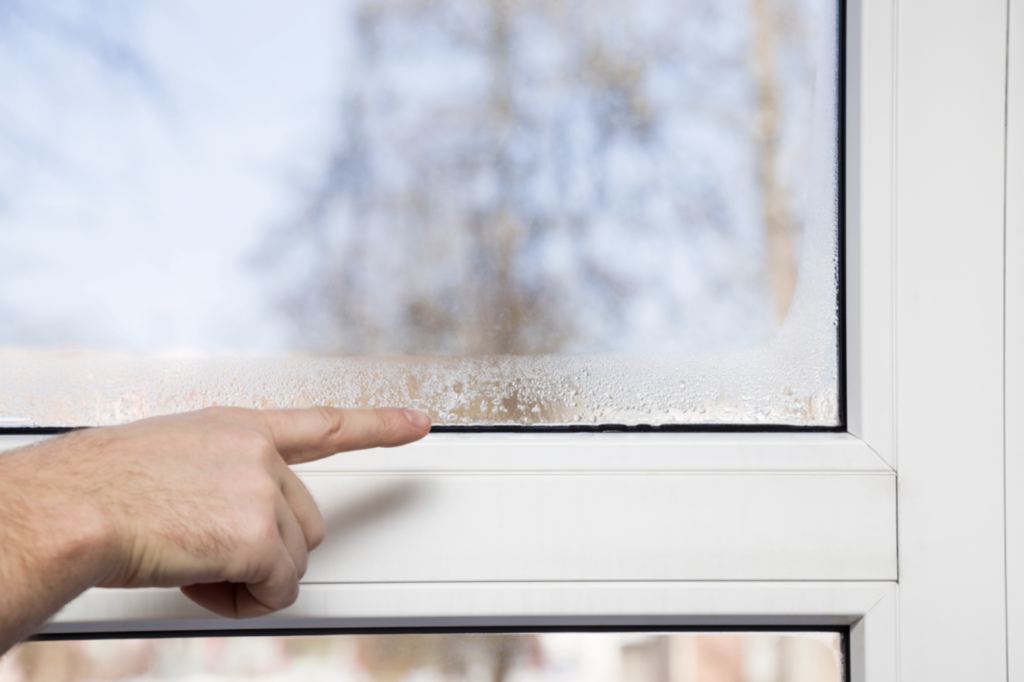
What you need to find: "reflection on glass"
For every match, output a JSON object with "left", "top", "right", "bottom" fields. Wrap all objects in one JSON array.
[
  {"left": 0, "top": 0, "right": 840, "bottom": 427},
  {"left": 1, "top": 632, "right": 844, "bottom": 682}
]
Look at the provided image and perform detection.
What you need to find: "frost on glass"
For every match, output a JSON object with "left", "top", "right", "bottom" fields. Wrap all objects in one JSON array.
[
  {"left": 0, "top": 0, "right": 840, "bottom": 428},
  {"left": 2, "top": 632, "right": 845, "bottom": 682}
]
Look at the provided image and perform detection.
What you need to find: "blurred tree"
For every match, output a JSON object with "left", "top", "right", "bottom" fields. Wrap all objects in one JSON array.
[
  {"left": 751, "top": 0, "right": 815, "bottom": 323},
  {"left": 270, "top": 0, "right": 812, "bottom": 356}
]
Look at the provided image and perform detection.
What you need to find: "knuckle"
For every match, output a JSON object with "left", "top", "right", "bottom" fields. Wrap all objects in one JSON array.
[
  {"left": 252, "top": 440, "right": 280, "bottom": 470},
  {"left": 227, "top": 428, "right": 277, "bottom": 467},
  {"left": 375, "top": 408, "right": 398, "bottom": 440},
  {"left": 250, "top": 477, "right": 280, "bottom": 507},
  {"left": 197, "top": 406, "right": 225, "bottom": 419},
  {"left": 314, "top": 407, "right": 346, "bottom": 441},
  {"left": 244, "top": 515, "right": 280, "bottom": 550},
  {"left": 201, "top": 405, "right": 244, "bottom": 422}
]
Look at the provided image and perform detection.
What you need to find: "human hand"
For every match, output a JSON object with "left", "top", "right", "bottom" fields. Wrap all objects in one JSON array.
[{"left": 19, "top": 406, "right": 431, "bottom": 619}]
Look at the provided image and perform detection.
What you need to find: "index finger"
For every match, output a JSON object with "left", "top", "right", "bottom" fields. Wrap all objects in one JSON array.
[{"left": 260, "top": 406, "right": 431, "bottom": 464}]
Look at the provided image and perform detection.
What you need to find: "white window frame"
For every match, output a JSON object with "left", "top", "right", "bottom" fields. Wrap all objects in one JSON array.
[
  {"left": 1007, "top": 0, "right": 1023, "bottom": 678},
  {"left": 1, "top": 0, "right": 1016, "bottom": 679}
]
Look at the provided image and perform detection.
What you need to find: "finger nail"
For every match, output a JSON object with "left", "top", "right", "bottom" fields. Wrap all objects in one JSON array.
[{"left": 402, "top": 408, "right": 431, "bottom": 429}]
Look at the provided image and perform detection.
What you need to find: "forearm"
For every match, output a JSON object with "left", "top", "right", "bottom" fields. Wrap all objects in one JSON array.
[{"left": 0, "top": 435, "right": 115, "bottom": 654}]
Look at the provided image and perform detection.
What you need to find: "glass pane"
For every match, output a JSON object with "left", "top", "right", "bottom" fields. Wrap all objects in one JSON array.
[
  {"left": 1, "top": 632, "right": 845, "bottom": 682},
  {"left": 0, "top": 0, "right": 841, "bottom": 427}
]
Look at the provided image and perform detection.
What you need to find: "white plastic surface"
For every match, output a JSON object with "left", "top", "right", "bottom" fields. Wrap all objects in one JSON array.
[
  {"left": 894, "top": 0, "right": 1010, "bottom": 679},
  {"left": 45, "top": 582, "right": 895, "bottom": 634},
  {"left": 1006, "top": 0, "right": 1024, "bottom": 678}
]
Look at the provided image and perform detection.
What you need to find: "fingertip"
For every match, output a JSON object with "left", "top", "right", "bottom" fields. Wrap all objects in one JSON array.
[
  {"left": 402, "top": 408, "right": 432, "bottom": 431},
  {"left": 369, "top": 407, "right": 430, "bottom": 449}
]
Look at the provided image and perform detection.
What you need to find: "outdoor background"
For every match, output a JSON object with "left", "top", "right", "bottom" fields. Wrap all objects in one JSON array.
[
  {"left": 0, "top": 0, "right": 840, "bottom": 426},
  {"left": 0, "top": 632, "right": 845, "bottom": 682}
]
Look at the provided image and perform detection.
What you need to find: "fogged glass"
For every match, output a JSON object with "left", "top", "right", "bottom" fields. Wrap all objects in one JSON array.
[
  {"left": 0, "top": 0, "right": 840, "bottom": 427},
  {"left": 1, "top": 632, "right": 844, "bottom": 682}
]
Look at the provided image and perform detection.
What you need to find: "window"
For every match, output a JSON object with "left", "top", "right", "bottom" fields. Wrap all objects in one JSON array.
[
  {"left": 4, "top": 630, "right": 847, "bottom": 682},
  {"left": 0, "top": 0, "right": 841, "bottom": 429}
]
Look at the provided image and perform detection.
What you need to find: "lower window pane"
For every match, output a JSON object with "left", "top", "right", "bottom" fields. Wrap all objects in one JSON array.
[{"left": 3, "top": 631, "right": 844, "bottom": 682}]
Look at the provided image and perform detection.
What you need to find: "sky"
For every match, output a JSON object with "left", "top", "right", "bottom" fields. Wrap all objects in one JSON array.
[
  {"left": 0, "top": 0, "right": 828, "bottom": 356},
  {"left": 0, "top": 0, "right": 346, "bottom": 352},
  {"left": 0, "top": 0, "right": 840, "bottom": 428}
]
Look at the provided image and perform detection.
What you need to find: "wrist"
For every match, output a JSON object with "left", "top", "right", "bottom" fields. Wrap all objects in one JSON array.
[
  {"left": 52, "top": 430, "right": 126, "bottom": 585},
  {"left": 0, "top": 435, "right": 121, "bottom": 650},
  {"left": 0, "top": 433, "right": 121, "bottom": 591}
]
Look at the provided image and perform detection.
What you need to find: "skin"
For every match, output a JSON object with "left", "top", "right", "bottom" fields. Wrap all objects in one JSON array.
[{"left": 0, "top": 405, "right": 431, "bottom": 655}]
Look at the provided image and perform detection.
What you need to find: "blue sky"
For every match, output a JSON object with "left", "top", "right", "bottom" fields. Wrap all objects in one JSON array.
[
  {"left": 0, "top": 0, "right": 826, "bottom": 355},
  {"left": 0, "top": 0, "right": 345, "bottom": 351}
]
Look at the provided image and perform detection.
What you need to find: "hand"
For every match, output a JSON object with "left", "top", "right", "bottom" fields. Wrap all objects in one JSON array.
[{"left": 1, "top": 406, "right": 430, "bottom": 624}]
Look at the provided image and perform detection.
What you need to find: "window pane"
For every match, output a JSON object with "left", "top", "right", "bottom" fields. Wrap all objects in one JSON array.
[
  {"left": 0, "top": 0, "right": 841, "bottom": 427},
  {"left": 2, "top": 632, "right": 845, "bottom": 682}
]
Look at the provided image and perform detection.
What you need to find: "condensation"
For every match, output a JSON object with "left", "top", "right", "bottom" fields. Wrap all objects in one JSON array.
[
  {"left": 0, "top": 6, "right": 840, "bottom": 430},
  {"left": 0, "top": 342, "right": 837, "bottom": 427}
]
